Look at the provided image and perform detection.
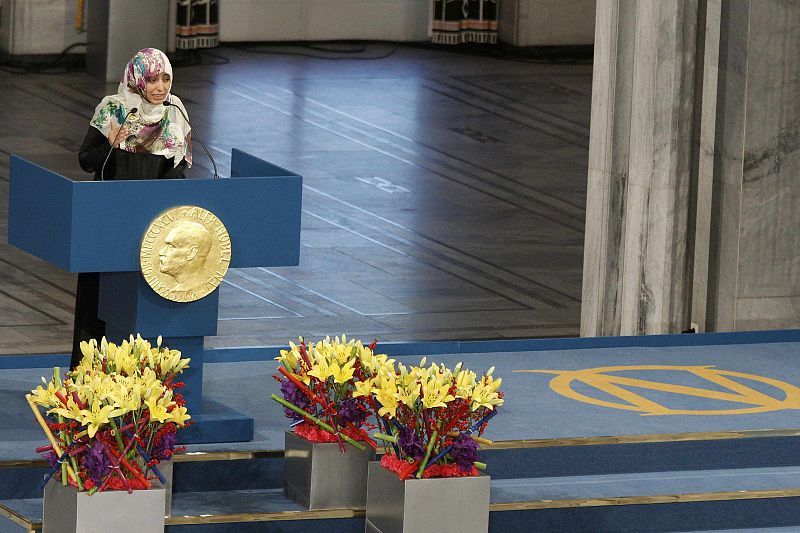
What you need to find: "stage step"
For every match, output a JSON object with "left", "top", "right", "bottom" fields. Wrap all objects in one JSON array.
[
  {"left": 685, "top": 527, "right": 798, "bottom": 533},
  {"left": 3, "top": 465, "right": 800, "bottom": 532},
  {"left": 482, "top": 430, "right": 800, "bottom": 479},
  {"left": 3, "top": 432, "right": 798, "bottom": 500},
  {"left": 3, "top": 433, "right": 800, "bottom": 532},
  {"left": 491, "top": 466, "right": 800, "bottom": 502}
]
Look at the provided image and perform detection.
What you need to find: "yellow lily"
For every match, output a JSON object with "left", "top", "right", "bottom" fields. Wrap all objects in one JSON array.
[
  {"left": 454, "top": 368, "right": 477, "bottom": 399},
  {"left": 50, "top": 395, "right": 84, "bottom": 421},
  {"left": 470, "top": 383, "right": 504, "bottom": 410},
  {"left": 353, "top": 377, "right": 375, "bottom": 398},
  {"left": 372, "top": 379, "right": 399, "bottom": 418},
  {"left": 421, "top": 376, "right": 455, "bottom": 409},
  {"left": 30, "top": 379, "right": 62, "bottom": 409},
  {"left": 78, "top": 399, "right": 124, "bottom": 438},
  {"left": 331, "top": 358, "right": 356, "bottom": 384},
  {"left": 395, "top": 382, "right": 420, "bottom": 407},
  {"left": 307, "top": 358, "right": 334, "bottom": 382},
  {"left": 168, "top": 405, "right": 191, "bottom": 426},
  {"left": 145, "top": 397, "right": 171, "bottom": 423},
  {"left": 159, "top": 348, "right": 189, "bottom": 376},
  {"left": 108, "top": 377, "right": 142, "bottom": 414},
  {"left": 79, "top": 339, "right": 98, "bottom": 363},
  {"left": 470, "top": 373, "right": 504, "bottom": 410}
]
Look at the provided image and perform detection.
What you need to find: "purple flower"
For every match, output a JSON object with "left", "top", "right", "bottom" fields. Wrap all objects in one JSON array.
[
  {"left": 151, "top": 430, "right": 177, "bottom": 461},
  {"left": 281, "top": 380, "right": 311, "bottom": 420},
  {"left": 449, "top": 433, "right": 479, "bottom": 472},
  {"left": 83, "top": 441, "right": 111, "bottom": 485},
  {"left": 337, "top": 398, "right": 366, "bottom": 426},
  {"left": 397, "top": 427, "right": 425, "bottom": 461},
  {"left": 44, "top": 451, "right": 59, "bottom": 469}
]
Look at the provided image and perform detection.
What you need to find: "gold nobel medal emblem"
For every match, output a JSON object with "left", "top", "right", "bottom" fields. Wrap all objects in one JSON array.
[{"left": 140, "top": 206, "right": 232, "bottom": 302}]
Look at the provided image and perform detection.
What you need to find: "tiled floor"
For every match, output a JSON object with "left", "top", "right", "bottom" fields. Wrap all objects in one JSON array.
[{"left": 0, "top": 44, "right": 591, "bottom": 355}]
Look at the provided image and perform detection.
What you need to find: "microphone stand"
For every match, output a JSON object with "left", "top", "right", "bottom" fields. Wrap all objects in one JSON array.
[
  {"left": 163, "top": 100, "right": 219, "bottom": 179},
  {"left": 100, "top": 107, "right": 137, "bottom": 181}
]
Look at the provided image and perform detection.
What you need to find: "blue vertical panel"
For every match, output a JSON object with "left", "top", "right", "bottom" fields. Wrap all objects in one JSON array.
[
  {"left": 98, "top": 272, "right": 219, "bottom": 337},
  {"left": 9, "top": 155, "right": 302, "bottom": 273},
  {"left": 8, "top": 156, "right": 74, "bottom": 271},
  {"left": 162, "top": 336, "right": 205, "bottom": 416},
  {"left": 231, "top": 148, "right": 300, "bottom": 178}
]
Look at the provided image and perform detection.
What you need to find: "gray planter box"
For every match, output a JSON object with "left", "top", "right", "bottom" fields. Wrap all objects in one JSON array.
[
  {"left": 284, "top": 429, "right": 376, "bottom": 510},
  {"left": 150, "top": 460, "right": 173, "bottom": 517},
  {"left": 365, "top": 461, "right": 490, "bottom": 533},
  {"left": 42, "top": 479, "right": 166, "bottom": 533}
]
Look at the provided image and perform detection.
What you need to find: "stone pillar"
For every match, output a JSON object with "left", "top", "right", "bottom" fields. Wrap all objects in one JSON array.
[
  {"left": 583, "top": 0, "right": 800, "bottom": 336},
  {"left": 86, "top": 0, "right": 169, "bottom": 82},
  {"left": 581, "top": 0, "right": 701, "bottom": 336},
  {"left": 705, "top": 0, "right": 800, "bottom": 331}
]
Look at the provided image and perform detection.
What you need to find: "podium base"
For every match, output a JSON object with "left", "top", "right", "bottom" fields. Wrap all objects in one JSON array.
[{"left": 177, "top": 400, "right": 254, "bottom": 444}]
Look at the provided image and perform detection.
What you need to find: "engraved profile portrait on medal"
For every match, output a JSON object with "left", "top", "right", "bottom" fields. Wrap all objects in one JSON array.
[
  {"left": 140, "top": 205, "right": 232, "bottom": 302},
  {"left": 158, "top": 221, "right": 213, "bottom": 291}
]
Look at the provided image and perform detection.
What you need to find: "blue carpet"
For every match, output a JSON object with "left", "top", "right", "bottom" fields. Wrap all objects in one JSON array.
[
  {"left": 3, "top": 334, "right": 800, "bottom": 531},
  {"left": 3, "top": 338, "right": 800, "bottom": 460}
]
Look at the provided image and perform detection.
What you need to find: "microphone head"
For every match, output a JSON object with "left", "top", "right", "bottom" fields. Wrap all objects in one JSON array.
[
  {"left": 130, "top": 107, "right": 138, "bottom": 113},
  {"left": 163, "top": 101, "right": 172, "bottom": 107}
]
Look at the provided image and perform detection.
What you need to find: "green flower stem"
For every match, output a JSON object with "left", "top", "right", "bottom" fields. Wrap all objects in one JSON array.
[
  {"left": 474, "top": 461, "right": 487, "bottom": 471},
  {"left": 55, "top": 412, "right": 68, "bottom": 487},
  {"left": 68, "top": 455, "right": 82, "bottom": 488},
  {"left": 57, "top": 414, "right": 83, "bottom": 490},
  {"left": 415, "top": 430, "right": 438, "bottom": 479},
  {"left": 108, "top": 418, "right": 125, "bottom": 454},
  {"left": 371, "top": 432, "right": 398, "bottom": 443},
  {"left": 61, "top": 454, "right": 68, "bottom": 486},
  {"left": 53, "top": 366, "right": 83, "bottom": 490},
  {"left": 270, "top": 394, "right": 366, "bottom": 451}
]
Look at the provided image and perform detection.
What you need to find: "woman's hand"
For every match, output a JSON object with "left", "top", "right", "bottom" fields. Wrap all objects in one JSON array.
[{"left": 107, "top": 123, "right": 130, "bottom": 147}]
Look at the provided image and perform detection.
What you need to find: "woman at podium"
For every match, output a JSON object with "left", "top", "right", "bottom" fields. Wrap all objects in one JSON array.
[
  {"left": 72, "top": 48, "right": 193, "bottom": 366},
  {"left": 78, "top": 47, "right": 192, "bottom": 180}
]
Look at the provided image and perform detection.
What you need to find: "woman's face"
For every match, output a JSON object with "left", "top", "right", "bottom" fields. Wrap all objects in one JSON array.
[{"left": 144, "top": 72, "right": 171, "bottom": 104}]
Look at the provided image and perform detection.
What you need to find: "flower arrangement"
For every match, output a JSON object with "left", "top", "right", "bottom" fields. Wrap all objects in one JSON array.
[
  {"left": 272, "top": 335, "right": 504, "bottom": 477},
  {"left": 370, "top": 358, "right": 503, "bottom": 479},
  {"left": 27, "top": 335, "right": 191, "bottom": 494},
  {"left": 271, "top": 336, "right": 393, "bottom": 452}
]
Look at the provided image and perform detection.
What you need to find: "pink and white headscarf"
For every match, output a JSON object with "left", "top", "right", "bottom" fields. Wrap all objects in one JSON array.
[{"left": 90, "top": 48, "right": 191, "bottom": 167}]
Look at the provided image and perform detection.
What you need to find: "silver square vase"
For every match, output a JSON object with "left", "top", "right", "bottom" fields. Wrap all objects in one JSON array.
[
  {"left": 42, "top": 479, "right": 166, "bottom": 533},
  {"left": 364, "top": 461, "right": 490, "bottom": 533},
  {"left": 149, "top": 460, "right": 173, "bottom": 517},
  {"left": 284, "top": 429, "right": 376, "bottom": 510}
]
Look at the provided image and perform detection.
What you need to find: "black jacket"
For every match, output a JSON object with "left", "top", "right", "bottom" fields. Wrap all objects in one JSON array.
[{"left": 78, "top": 127, "right": 187, "bottom": 180}]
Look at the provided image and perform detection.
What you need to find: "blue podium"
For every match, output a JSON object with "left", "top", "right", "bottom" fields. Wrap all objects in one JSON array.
[{"left": 8, "top": 150, "right": 303, "bottom": 443}]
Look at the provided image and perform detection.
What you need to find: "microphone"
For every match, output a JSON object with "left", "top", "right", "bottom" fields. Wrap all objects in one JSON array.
[
  {"left": 100, "top": 107, "right": 137, "bottom": 181},
  {"left": 163, "top": 100, "right": 219, "bottom": 179}
]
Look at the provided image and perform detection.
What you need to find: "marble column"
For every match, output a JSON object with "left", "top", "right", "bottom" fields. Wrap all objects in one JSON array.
[
  {"left": 700, "top": 0, "right": 749, "bottom": 331},
  {"left": 707, "top": 0, "right": 800, "bottom": 331},
  {"left": 583, "top": 0, "right": 800, "bottom": 336},
  {"left": 689, "top": 0, "right": 722, "bottom": 333},
  {"left": 582, "top": 0, "right": 701, "bottom": 336}
]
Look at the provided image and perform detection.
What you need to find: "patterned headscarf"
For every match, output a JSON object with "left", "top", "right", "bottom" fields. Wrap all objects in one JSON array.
[{"left": 89, "top": 48, "right": 191, "bottom": 168}]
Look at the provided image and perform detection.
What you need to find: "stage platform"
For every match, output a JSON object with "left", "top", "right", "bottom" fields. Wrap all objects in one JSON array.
[{"left": 2, "top": 331, "right": 800, "bottom": 531}]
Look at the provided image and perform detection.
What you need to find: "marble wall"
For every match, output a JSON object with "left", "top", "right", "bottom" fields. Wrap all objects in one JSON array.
[
  {"left": 583, "top": 0, "right": 800, "bottom": 335},
  {"left": 217, "top": 0, "right": 431, "bottom": 42},
  {"left": 722, "top": 0, "right": 800, "bottom": 330},
  {"left": 500, "top": 0, "right": 597, "bottom": 47},
  {"left": 0, "top": 0, "right": 86, "bottom": 55}
]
